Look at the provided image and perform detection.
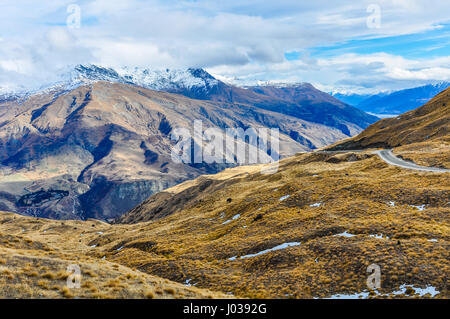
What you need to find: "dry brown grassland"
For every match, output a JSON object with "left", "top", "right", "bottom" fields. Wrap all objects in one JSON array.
[{"left": 0, "top": 147, "right": 448, "bottom": 299}]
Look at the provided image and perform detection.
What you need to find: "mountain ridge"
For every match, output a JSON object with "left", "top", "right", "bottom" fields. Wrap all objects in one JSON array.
[{"left": 1, "top": 64, "right": 378, "bottom": 136}]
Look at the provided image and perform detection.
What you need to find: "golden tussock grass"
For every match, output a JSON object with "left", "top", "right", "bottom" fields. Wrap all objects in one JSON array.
[{"left": 0, "top": 143, "right": 448, "bottom": 299}]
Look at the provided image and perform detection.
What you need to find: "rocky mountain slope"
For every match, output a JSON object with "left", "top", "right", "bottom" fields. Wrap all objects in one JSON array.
[
  {"left": 0, "top": 81, "right": 351, "bottom": 221},
  {"left": 3, "top": 65, "right": 378, "bottom": 136},
  {"left": 113, "top": 66, "right": 379, "bottom": 136},
  {"left": 0, "top": 65, "right": 380, "bottom": 221},
  {"left": 328, "top": 87, "right": 450, "bottom": 151},
  {"left": 245, "top": 84, "right": 377, "bottom": 136}
]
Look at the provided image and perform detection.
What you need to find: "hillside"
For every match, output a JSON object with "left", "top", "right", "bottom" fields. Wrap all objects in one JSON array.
[
  {"left": 0, "top": 81, "right": 352, "bottom": 220},
  {"left": 328, "top": 87, "right": 450, "bottom": 151},
  {"left": 112, "top": 149, "right": 449, "bottom": 299},
  {"left": 244, "top": 84, "right": 378, "bottom": 136},
  {"left": 1, "top": 148, "right": 448, "bottom": 299},
  {"left": 0, "top": 211, "right": 227, "bottom": 299}
]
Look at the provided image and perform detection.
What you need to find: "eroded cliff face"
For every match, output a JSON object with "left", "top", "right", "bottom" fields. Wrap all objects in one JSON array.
[
  {"left": 0, "top": 81, "right": 349, "bottom": 220},
  {"left": 79, "top": 178, "right": 178, "bottom": 220},
  {"left": 0, "top": 176, "right": 182, "bottom": 221}
]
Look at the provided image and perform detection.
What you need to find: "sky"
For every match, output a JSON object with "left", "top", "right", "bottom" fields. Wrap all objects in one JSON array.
[{"left": 0, "top": 0, "right": 449, "bottom": 94}]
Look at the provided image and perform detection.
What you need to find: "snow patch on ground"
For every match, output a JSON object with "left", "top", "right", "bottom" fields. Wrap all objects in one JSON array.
[
  {"left": 184, "top": 279, "right": 197, "bottom": 287},
  {"left": 334, "top": 231, "right": 356, "bottom": 237},
  {"left": 409, "top": 204, "right": 426, "bottom": 211},
  {"left": 325, "top": 291, "right": 370, "bottom": 299},
  {"left": 309, "top": 202, "right": 322, "bottom": 207},
  {"left": 222, "top": 214, "right": 240, "bottom": 224},
  {"left": 388, "top": 201, "right": 396, "bottom": 207},
  {"left": 279, "top": 195, "right": 290, "bottom": 201},
  {"left": 322, "top": 285, "right": 440, "bottom": 299},
  {"left": 229, "top": 242, "right": 301, "bottom": 261},
  {"left": 369, "top": 233, "right": 389, "bottom": 239},
  {"left": 392, "top": 284, "right": 439, "bottom": 297}
]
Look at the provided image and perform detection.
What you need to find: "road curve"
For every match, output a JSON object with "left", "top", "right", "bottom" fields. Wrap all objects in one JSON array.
[{"left": 374, "top": 149, "right": 450, "bottom": 173}]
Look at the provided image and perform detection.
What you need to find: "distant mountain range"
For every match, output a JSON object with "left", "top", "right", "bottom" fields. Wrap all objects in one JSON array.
[
  {"left": 330, "top": 87, "right": 450, "bottom": 150},
  {"left": 332, "top": 82, "right": 450, "bottom": 116},
  {"left": 332, "top": 92, "right": 384, "bottom": 108}
]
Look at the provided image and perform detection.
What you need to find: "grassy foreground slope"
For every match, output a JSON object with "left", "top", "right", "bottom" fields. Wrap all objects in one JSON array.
[
  {"left": 0, "top": 150, "right": 448, "bottom": 299},
  {"left": 0, "top": 211, "right": 228, "bottom": 299}
]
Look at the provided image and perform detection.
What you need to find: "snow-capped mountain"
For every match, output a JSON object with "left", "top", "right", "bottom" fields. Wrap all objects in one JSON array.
[
  {"left": 118, "top": 66, "right": 219, "bottom": 91},
  {"left": 68, "top": 65, "right": 221, "bottom": 96},
  {"left": 0, "top": 64, "right": 379, "bottom": 136},
  {"left": 0, "top": 64, "right": 220, "bottom": 101}
]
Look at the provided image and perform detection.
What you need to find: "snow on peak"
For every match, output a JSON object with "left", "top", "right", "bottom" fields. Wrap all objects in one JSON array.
[
  {"left": 0, "top": 64, "right": 220, "bottom": 99},
  {"left": 430, "top": 81, "right": 450, "bottom": 90},
  {"left": 116, "top": 66, "right": 219, "bottom": 91}
]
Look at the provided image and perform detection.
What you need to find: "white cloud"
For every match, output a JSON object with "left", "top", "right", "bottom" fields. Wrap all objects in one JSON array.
[{"left": 0, "top": 0, "right": 449, "bottom": 93}]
